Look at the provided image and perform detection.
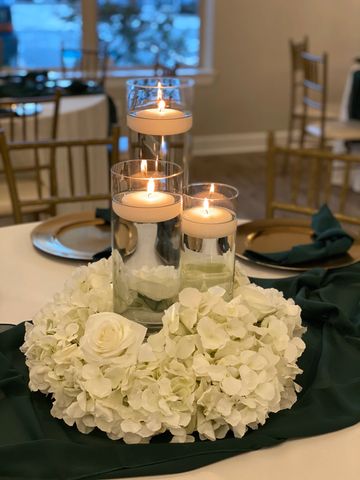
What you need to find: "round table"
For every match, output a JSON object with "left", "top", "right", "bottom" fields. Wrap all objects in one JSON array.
[{"left": 0, "top": 221, "right": 359, "bottom": 480}]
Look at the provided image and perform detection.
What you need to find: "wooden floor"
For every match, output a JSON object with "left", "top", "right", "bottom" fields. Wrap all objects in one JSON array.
[{"left": 190, "top": 152, "right": 267, "bottom": 220}]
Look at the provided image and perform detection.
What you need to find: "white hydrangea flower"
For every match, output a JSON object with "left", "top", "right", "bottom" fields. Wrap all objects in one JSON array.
[{"left": 21, "top": 258, "right": 306, "bottom": 444}]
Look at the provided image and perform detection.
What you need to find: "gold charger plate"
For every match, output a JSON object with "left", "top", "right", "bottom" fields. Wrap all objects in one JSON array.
[
  {"left": 236, "top": 218, "right": 360, "bottom": 271},
  {"left": 32, "top": 211, "right": 111, "bottom": 260}
]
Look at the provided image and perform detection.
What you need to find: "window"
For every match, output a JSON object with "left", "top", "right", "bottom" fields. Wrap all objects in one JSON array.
[
  {"left": 97, "top": 0, "right": 200, "bottom": 68},
  {"left": 4, "top": 0, "right": 211, "bottom": 72},
  {"left": 9, "top": 1, "right": 81, "bottom": 69}
]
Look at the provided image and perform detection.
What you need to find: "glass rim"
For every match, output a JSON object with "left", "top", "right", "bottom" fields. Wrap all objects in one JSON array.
[
  {"left": 111, "top": 159, "right": 183, "bottom": 180},
  {"left": 183, "top": 182, "right": 239, "bottom": 201},
  {"left": 126, "top": 77, "right": 195, "bottom": 89}
]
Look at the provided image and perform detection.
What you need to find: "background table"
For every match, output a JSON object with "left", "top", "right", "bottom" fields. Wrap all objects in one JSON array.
[{"left": 0, "top": 221, "right": 359, "bottom": 480}]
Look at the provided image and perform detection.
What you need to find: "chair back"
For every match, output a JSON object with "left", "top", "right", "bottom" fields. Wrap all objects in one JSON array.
[
  {"left": 60, "top": 44, "right": 109, "bottom": 87},
  {"left": 0, "top": 125, "right": 120, "bottom": 223},
  {"left": 0, "top": 90, "right": 61, "bottom": 142},
  {"left": 284, "top": 37, "right": 310, "bottom": 170},
  {"left": 153, "top": 53, "right": 178, "bottom": 77},
  {"left": 289, "top": 37, "right": 309, "bottom": 111},
  {"left": 290, "top": 37, "right": 309, "bottom": 72},
  {"left": 266, "top": 131, "right": 360, "bottom": 227},
  {"left": 300, "top": 51, "right": 328, "bottom": 147}
]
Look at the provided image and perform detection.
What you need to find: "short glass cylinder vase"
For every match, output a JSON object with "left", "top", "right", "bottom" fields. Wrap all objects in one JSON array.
[
  {"left": 180, "top": 183, "right": 239, "bottom": 300},
  {"left": 127, "top": 78, "right": 194, "bottom": 184},
  {"left": 112, "top": 159, "right": 183, "bottom": 332}
]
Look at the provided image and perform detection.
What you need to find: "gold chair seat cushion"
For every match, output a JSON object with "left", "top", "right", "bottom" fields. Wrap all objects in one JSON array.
[{"left": 306, "top": 120, "right": 360, "bottom": 141}]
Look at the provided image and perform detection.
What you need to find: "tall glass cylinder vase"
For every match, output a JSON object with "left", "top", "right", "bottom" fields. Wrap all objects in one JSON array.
[
  {"left": 180, "top": 183, "right": 239, "bottom": 300},
  {"left": 127, "top": 77, "right": 194, "bottom": 185},
  {"left": 112, "top": 159, "right": 183, "bottom": 332}
]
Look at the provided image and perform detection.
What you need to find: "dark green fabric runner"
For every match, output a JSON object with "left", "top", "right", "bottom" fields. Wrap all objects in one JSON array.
[{"left": 1, "top": 265, "right": 360, "bottom": 480}]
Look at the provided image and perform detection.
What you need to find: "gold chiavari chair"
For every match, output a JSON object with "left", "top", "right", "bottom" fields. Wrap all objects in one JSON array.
[
  {"left": 0, "top": 91, "right": 61, "bottom": 219},
  {"left": 295, "top": 52, "right": 360, "bottom": 206},
  {"left": 0, "top": 125, "right": 120, "bottom": 224},
  {"left": 60, "top": 43, "right": 109, "bottom": 87},
  {"left": 266, "top": 131, "right": 360, "bottom": 228},
  {"left": 283, "top": 39, "right": 340, "bottom": 172},
  {"left": 286, "top": 36, "right": 310, "bottom": 154},
  {"left": 153, "top": 52, "right": 179, "bottom": 77},
  {"left": 300, "top": 51, "right": 360, "bottom": 149},
  {"left": 153, "top": 63, "right": 179, "bottom": 77}
]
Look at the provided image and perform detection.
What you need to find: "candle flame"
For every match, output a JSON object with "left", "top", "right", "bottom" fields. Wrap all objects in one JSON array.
[
  {"left": 210, "top": 183, "right": 215, "bottom": 194},
  {"left": 157, "top": 81, "right": 166, "bottom": 113},
  {"left": 140, "top": 159, "right": 147, "bottom": 175},
  {"left": 147, "top": 177, "right": 155, "bottom": 197},
  {"left": 158, "top": 99, "right": 166, "bottom": 113},
  {"left": 203, "top": 198, "right": 209, "bottom": 216},
  {"left": 157, "top": 81, "right": 162, "bottom": 101}
]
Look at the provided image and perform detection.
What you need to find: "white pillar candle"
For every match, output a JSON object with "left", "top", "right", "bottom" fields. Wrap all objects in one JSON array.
[
  {"left": 113, "top": 178, "right": 181, "bottom": 223},
  {"left": 127, "top": 109, "right": 192, "bottom": 136},
  {"left": 181, "top": 199, "right": 237, "bottom": 239}
]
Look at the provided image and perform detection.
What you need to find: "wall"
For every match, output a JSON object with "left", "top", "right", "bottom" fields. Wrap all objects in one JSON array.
[
  {"left": 193, "top": 0, "right": 360, "bottom": 136},
  {"left": 106, "top": 0, "right": 360, "bottom": 150}
]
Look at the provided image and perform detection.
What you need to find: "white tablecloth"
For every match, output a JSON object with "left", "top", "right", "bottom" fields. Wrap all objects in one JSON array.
[{"left": 0, "top": 221, "right": 359, "bottom": 480}]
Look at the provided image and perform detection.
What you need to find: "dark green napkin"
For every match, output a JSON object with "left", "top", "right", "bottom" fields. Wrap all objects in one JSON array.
[
  {"left": 95, "top": 207, "right": 111, "bottom": 225},
  {"left": 1, "top": 265, "right": 360, "bottom": 479},
  {"left": 244, "top": 205, "right": 354, "bottom": 266},
  {"left": 92, "top": 209, "right": 112, "bottom": 261}
]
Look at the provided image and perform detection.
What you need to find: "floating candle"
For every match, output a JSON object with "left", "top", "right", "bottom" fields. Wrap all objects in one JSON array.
[
  {"left": 127, "top": 81, "right": 192, "bottom": 135},
  {"left": 181, "top": 197, "right": 237, "bottom": 239},
  {"left": 113, "top": 178, "right": 181, "bottom": 223}
]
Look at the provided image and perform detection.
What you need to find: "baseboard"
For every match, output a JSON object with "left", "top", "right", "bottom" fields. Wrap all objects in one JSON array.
[{"left": 193, "top": 131, "right": 290, "bottom": 156}]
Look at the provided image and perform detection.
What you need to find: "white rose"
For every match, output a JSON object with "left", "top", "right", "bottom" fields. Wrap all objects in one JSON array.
[
  {"left": 80, "top": 312, "right": 146, "bottom": 366},
  {"left": 128, "top": 265, "right": 180, "bottom": 301}
]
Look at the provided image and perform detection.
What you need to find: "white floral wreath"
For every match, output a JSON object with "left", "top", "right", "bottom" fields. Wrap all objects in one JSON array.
[{"left": 21, "top": 258, "right": 306, "bottom": 444}]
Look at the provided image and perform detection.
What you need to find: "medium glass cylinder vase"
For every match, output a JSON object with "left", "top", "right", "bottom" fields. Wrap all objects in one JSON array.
[
  {"left": 112, "top": 159, "right": 183, "bottom": 332},
  {"left": 126, "top": 77, "right": 194, "bottom": 185},
  {"left": 180, "top": 183, "right": 239, "bottom": 300}
]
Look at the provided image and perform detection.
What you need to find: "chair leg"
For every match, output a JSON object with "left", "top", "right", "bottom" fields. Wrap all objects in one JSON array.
[
  {"left": 338, "top": 141, "right": 353, "bottom": 213},
  {"left": 282, "top": 115, "right": 295, "bottom": 174},
  {"left": 299, "top": 124, "right": 306, "bottom": 148}
]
